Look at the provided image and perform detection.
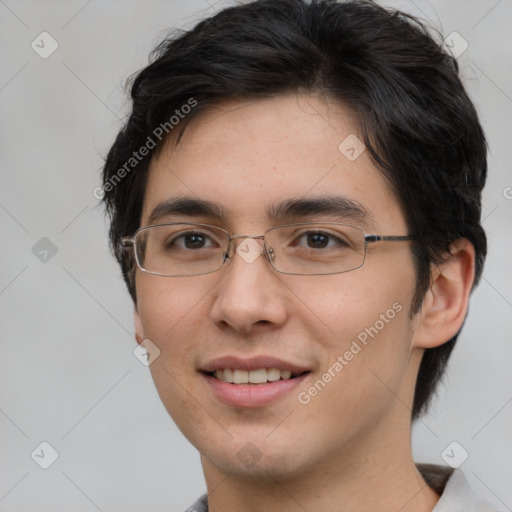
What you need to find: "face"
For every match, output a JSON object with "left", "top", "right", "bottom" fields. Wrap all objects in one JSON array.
[{"left": 134, "top": 93, "right": 422, "bottom": 480}]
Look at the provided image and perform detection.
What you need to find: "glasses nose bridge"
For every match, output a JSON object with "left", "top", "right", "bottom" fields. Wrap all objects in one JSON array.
[{"left": 229, "top": 234, "right": 265, "bottom": 242}]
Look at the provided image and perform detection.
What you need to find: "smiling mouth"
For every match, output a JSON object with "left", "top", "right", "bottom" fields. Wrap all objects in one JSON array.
[{"left": 207, "top": 368, "right": 310, "bottom": 384}]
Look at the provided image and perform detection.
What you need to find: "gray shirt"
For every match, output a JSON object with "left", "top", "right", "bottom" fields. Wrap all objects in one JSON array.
[{"left": 180, "top": 464, "right": 503, "bottom": 512}]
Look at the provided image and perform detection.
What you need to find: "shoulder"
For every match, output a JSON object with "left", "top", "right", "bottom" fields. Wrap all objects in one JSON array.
[
  {"left": 179, "top": 493, "right": 208, "bottom": 512},
  {"left": 417, "top": 463, "right": 504, "bottom": 512},
  {"left": 180, "top": 469, "right": 504, "bottom": 512}
]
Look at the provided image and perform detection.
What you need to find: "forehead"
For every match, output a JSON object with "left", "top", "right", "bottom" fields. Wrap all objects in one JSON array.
[{"left": 142, "top": 93, "right": 405, "bottom": 232}]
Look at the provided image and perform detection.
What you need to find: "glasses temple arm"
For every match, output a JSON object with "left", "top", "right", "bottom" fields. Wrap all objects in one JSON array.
[{"left": 365, "top": 235, "right": 419, "bottom": 243}]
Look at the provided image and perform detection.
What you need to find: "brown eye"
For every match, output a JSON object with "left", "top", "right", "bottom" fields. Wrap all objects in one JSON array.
[
  {"left": 291, "top": 231, "right": 349, "bottom": 250},
  {"left": 166, "top": 231, "right": 216, "bottom": 250}
]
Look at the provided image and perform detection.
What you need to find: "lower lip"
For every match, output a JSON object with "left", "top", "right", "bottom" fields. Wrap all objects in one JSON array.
[{"left": 203, "top": 373, "right": 310, "bottom": 408}]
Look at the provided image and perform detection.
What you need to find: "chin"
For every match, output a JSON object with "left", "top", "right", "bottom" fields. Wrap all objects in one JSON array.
[{"left": 201, "top": 437, "right": 318, "bottom": 482}]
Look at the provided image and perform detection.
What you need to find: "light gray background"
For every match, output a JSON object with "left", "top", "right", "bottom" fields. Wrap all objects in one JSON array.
[{"left": 0, "top": 1, "right": 511, "bottom": 511}]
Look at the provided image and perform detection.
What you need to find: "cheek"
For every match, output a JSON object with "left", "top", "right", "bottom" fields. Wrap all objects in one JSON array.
[
  {"left": 136, "top": 276, "right": 219, "bottom": 441},
  {"left": 135, "top": 275, "right": 207, "bottom": 397},
  {"left": 135, "top": 274, "right": 208, "bottom": 342},
  {"left": 293, "top": 301, "right": 413, "bottom": 447},
  {"left": 283, "top": 260, "right": 413, "bottom": 339},
  {"left": 287, "top": 255, "right": 415, "bottom": 405}
]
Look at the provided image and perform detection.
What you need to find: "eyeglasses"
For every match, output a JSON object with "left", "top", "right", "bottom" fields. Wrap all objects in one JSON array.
[{"left": 119, "top": 222, "right": 417, "bottom": 277}]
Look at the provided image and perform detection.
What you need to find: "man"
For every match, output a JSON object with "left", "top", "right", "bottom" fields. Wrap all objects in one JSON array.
[{"left": 101, "top": 1, "right": 499, "bottom": 510}]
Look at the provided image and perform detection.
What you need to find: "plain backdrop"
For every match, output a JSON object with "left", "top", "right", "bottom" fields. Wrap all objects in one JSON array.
[{"left": 1, "top": 1, "right": 511, "bottom": 511}]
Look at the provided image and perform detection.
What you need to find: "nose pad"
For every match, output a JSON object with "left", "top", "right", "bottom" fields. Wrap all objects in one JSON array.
[
  {"left": 222, "top": 249, "right": 231, "bottom": 264},
  {"left": 222, "top": 239, "right": 239, "bottom": 265}
]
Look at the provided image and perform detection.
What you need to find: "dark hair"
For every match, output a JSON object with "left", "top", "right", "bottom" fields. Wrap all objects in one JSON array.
[{"left": 101, "top": 0, "right": 487, "bottom": 420}]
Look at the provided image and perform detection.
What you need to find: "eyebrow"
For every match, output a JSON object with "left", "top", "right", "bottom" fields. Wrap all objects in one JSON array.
[
  {"left": 147, "top": 195, "right": 374, "bottom": 226},
  {"left": 268, "top": 196, "right": 374, "bottom": 225}
]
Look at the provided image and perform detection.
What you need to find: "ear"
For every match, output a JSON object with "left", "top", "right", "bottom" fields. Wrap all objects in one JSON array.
[
  {"left": 134, "top": 306, "right": 145, "bottom": 345},
  {"left": 412, "top": 238, "right": 475, "bottom": 349}
]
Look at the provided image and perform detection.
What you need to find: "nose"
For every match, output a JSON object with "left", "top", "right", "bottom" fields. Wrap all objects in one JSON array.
[{"left": 209, "top": 237, "right": 289, "bottom": 335}]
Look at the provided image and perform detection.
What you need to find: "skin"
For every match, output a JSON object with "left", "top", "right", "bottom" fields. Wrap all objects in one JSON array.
[{"left": 133, "top": 93, "right": 475, "bottom": 512}]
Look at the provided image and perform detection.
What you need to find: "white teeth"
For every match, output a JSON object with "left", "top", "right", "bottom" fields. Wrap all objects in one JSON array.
[
  {"left": 248, "top": 369, "right": 267, "bottom": 384},
  {"left": 233, "top": 369, "right": 249, "bottom": 384},
  {"left": 213, "top": 368, "right": 298, "bottom": 384},
  {"left": 267, "top": 368, "right": 281, "bottom": 382}
]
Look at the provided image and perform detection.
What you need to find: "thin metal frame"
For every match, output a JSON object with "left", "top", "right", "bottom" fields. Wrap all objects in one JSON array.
[{"left": 120, "top": 221, "right": 417, "bottom": 277}]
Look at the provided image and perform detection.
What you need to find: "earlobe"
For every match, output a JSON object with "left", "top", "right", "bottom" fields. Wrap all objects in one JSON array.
[
  {"left": 134, "top": 306, "right": 145, "bottom": 345},
  {"left": 413, "top": 238, "right": 475, "bottom": 349}
]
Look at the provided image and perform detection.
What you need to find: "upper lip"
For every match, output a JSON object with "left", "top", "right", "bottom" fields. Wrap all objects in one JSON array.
[{"left": 200, "top": 356, "right": 311, "bottom": 374}]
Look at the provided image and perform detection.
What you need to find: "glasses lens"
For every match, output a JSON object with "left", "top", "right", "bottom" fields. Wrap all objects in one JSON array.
[
  {"left": 135, "top": 224, "right": 229, "bottom": 276},
  {"left": 266, "top": 223, "right": 366, "bottom": 275}
]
